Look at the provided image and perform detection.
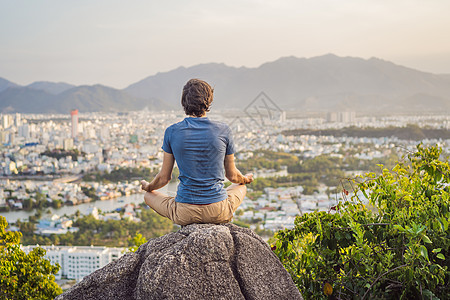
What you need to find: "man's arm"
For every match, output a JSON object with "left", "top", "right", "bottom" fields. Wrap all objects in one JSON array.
[
  {"left": 141, "top": 151, "right": 175, "bottom": 192},
  {"left": 224, "top": 154, "right": 253, "bottom": 184}
]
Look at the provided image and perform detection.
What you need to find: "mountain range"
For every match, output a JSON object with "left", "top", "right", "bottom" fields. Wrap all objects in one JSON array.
[
  {"left": 1, "top": 54, "right": 450, "bottom": 114},
  {"left": 0, "top": 83, "right": 166, "bottom": 114}
]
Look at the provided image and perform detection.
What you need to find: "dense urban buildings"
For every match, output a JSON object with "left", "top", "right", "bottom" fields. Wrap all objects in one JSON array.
[{"left": 2, "top": 110, "right": 450, "bottom": 282}]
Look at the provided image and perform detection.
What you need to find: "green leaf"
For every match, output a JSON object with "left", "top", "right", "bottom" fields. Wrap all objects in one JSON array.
[
  {"left": 432, "top": 248, "right": 441, "bottom": 253},
  {"left": 420, "top": 245, "right": 429, "bottom": 260},
  {"left": 393, "top": 224, "right": 405, "bottom": 232},
  {"left": 422, "top": 235, "right": 432, "bottom": 244},
  {"left": 436, "top": 253, "right": 445, "bottom": 260},
  {"left": 422, "top": 289, "right": 437, "bottom": 299}
]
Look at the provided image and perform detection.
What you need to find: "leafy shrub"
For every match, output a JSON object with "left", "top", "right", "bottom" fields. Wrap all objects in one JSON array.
[
  {"left": 273, "top": 145, "right": 449, "bottom": 299},
  {"left": 127, "top": 232, "right": 148, "bottom": 252},
  {"left": 0, "top": 216, "right": 62, "bottom": 299}
]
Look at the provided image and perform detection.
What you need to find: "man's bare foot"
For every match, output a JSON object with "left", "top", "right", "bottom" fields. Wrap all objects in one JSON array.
[{"left": 140, "top": 180, "right": 151, "bottom": 192}]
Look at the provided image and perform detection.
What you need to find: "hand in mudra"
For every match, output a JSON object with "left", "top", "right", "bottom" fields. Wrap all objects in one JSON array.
[
  {"left": 140, "top": 180, "right": 151, "bottom": 192},
  {"left": 244, "top": 173, "right": 254, "bottom": 184}
]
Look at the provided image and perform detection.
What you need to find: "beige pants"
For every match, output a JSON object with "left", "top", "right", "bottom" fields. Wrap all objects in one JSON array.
[{"left": 144, "top": 184, "right": 246, "bottom": 226}]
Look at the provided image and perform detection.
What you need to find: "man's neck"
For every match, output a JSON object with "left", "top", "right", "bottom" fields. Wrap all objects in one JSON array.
[{"left": 188, "top": 114, "right": 207, "bottom": 118}]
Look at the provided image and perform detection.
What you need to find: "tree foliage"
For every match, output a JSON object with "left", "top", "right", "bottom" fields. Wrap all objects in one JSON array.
[
  {"left": 0, "top": 216, "right": 62, "bottom": 299},
  {"left": 41, "top": 149, "right": 82, "bottom": 162},
  {"left": 127, "top": 232, "right": 148, "bottom": 253},
  {"left": 236, "top": 150, "right": 298, "bottom": 173},
  {"left": 20, "top": 206, "right": 175, "bottom": 247},
  {"left": 282, "top": 124, "right": 450, "bottom": 141},
  {"left": 82, "top": 167, "right": 157, "bottom": 183},
  {"left": 273, "top": 145, "right": 449, "bottom": 299},
  {"left": 235, "top": 150, "right": 398, "bottom": 194}
]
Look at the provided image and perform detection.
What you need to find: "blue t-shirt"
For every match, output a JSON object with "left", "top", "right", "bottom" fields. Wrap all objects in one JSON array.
[{"left": 162, "top": 117, "right": 236, "bottom": 204}]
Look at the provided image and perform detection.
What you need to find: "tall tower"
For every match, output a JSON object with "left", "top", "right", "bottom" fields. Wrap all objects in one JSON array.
[
  {"left": 14, "top": 113, "right": 21, "bottom": 127},
  {"left": 71, "top": 109, "right": 78, "bottom": 138}
]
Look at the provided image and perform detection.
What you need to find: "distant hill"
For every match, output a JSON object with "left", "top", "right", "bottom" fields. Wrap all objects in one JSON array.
[
  {"left": 55, "top": 85, "right": 167, "bottom": 113},
  {"left": 0, "top": 77, "right": 19, "bottom": 93},
  {"left": 0, "top": 87, "right": 56, "bottom": 113},
  {"left": 0, "top": 85, "right": 167, "bottom": 114},
  {"left": 27, "top": 81, "right": 75, "bottom": 95},
  {"left": 125, "top": 63, "right": 243, "bottom": 109},
  {"left": 125, "top": 54, "right": 450, "bottom": 113},
  {"left": 2, "top": 54, "right": 450, "bottom": 114}
]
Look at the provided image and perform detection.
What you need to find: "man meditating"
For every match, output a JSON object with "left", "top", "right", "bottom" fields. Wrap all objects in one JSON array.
[{"left": 140, "top": 79, "right": 253, "bottom": 226}]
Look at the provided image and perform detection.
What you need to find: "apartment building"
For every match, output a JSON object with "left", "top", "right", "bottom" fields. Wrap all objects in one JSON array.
[{"left": 22, "top": 245, "right": 125, "bottom": 280}]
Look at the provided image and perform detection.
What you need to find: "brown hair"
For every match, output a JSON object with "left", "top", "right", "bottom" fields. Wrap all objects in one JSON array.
[{"left": 181, "top": 79, "right": 214, "bottom": 117}]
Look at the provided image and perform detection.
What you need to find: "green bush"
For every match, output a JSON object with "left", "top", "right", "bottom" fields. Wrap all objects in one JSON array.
[
  {"left": 0, "top": 216, "right": 62, "bottom": 299},
  {"left": 127, "top": 232, "right": 147, "bottom": 253},
  {"left": 273, "top": 145, "right": 449, "bottom": 299}
]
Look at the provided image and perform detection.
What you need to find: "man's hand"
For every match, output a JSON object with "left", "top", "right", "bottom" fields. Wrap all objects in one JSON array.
[
  {"left": 243, "top": 173, "right": 254, "bottom": 184},
  {"left": 140, "top": 152, "right": 174, "bottom": 193},
  {"left": 140, "top": 180, "right": 152, "bottom": 192}
]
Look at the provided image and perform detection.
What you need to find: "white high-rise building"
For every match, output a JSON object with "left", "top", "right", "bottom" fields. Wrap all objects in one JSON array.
[
  {"left": 0, "top": 131, "right": 7, "bottom": 144},
  {"left": 18, "top": 124, "right": 30, "bottom": 140},
  {"left": 63, "top": 138, "right": 74, "bottom": 150},
  {"left": 21, "top": 245, "right": 125, "bottom": 280},
  {"left": 99, "top": 126, "right": 110, "bottom": 141},
  {"left": 279, "top": 111, "right": 286, "bottom": 123},
  {"left": 14, "top": 113, "right": 21, "bottom": 127},
  {"left": 1, "top": 114, "right": 12, "bottom": 129},
  {"left": 326, "top": 111, "right": 356, "bottom": 123}
]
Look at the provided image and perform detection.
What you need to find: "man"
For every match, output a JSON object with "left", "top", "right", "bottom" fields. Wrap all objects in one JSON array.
[{"left": 141, "top": 79, "right": 253, "bottom": 226}]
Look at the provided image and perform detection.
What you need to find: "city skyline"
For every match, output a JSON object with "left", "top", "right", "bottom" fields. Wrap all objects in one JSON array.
[{"left": 1, "top": 0, "right": 450, "bottom": 88}]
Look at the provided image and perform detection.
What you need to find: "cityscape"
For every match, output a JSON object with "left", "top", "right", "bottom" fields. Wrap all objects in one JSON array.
[
  {"left": 2, "top": 107, "right": 450, "bottom": 286},
  {"left": 2, "top": 109, "right": 449, "bottom": 219}
]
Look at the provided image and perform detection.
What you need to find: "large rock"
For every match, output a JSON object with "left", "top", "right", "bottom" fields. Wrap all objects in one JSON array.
[{"left": 56, "top": 223, "right": 303, "bottom": 300}]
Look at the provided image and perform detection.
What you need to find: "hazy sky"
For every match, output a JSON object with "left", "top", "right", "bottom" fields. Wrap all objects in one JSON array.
[{"left": 1, "top": 0, "right": 450, "bottom": 88}]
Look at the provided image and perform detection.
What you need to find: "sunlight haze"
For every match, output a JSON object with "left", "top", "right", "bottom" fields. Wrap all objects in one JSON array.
[{"left": 1, "top": 0, "right": 449, "bottom": 88}]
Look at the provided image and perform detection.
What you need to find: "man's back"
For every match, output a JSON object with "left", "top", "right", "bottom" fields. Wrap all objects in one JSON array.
[
  {"left": 141, "top": 78, "right": 252, "bottom": 226},
  {"left": 162, "top": 117, "right": 235, "bottom": 204}
]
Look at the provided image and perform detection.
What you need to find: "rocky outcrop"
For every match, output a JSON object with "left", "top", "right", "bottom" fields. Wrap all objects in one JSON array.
[{"left": 56, "top": 223, "right": 303, "bottom": 300}]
